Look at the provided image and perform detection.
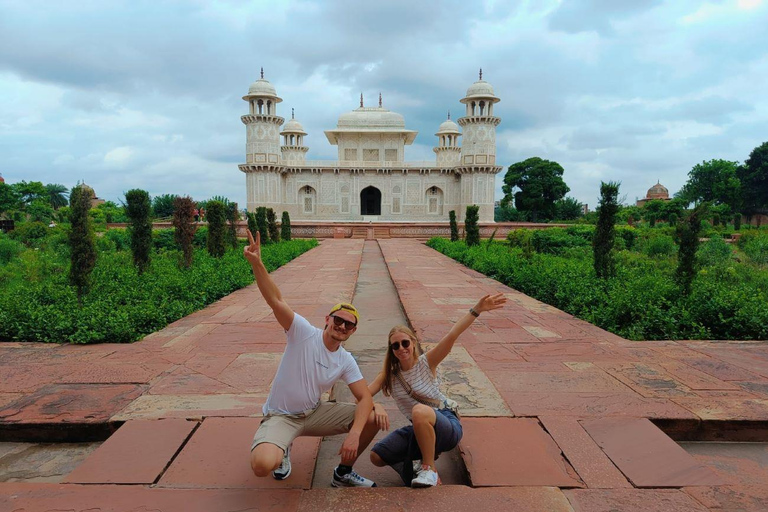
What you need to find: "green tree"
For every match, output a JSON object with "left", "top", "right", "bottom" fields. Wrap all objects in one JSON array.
[
  {"left": 11, "top": 181, "right": 46, "bottom": 206},
  {"left": 125, "top": 189, "right": 153, "bottom": 274},
  {"left": 172, "top": 196, "right": 197, "bottom": 268},
  {"left": 494, "top": 204, "right": 524, "bottom": 222},
  {"left": 44, "top": 183, "right": 69, "bottom": 210},
  {"left": 26, "top": 198, "right": 54, "bottom": 223},
  {"left": 255, "top": 206, "right": 269, "bottom": 243},
  {"left": 738, "top": 141, "right": 768, "bottom": 216},
  {"left": 281, "top": 211, "right": 292, "bottom": 241},
  {"left": 677, "top": 159, "right": 741, "bottom": 212},
  {"left": 267, "top": 208, "right": 279, "bottom": 243},
  {"left": 247, "top": 211, "right": 259, "bottom": 239},
  {"left": 0, "top": 183, "right": 21, "bottom": 216},
  {"left": 593, "top": 181, "right": 620, "bottom": 279},
  {"left": 449, "top": 210, "right": 459, "bottom": 241},
  {"left": 227, "top": 202, "right": 240, "bottom": 249},
  {"left": 465, "top": 205, "right": 480, "bottom": 247},
  {"left": 206, "top": 200, "right": 227, "bottom": 257},
  {"left": 502, "top": 157, "right": 570, "bottom": 222},
  {"left": 676, "top": 202, "right": 708, "bottom": 295},
  {"left": 69, "top": 185, "right": 97, "bottom": 302},
  {"left": 151, "top": 194, "right": 177, "bottom": 219},
  {"left": 554, "top": 196, "right": 583, "bottom": 221}
]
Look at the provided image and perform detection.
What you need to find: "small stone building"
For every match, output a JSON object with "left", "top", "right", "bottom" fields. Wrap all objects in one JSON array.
[{"left": 238, "top": 70, "right": 502, "bottom": 222}]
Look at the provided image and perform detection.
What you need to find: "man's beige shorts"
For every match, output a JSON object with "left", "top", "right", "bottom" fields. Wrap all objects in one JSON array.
[{"left": 251, "top": 402, "right": 356, "bottom": 452}]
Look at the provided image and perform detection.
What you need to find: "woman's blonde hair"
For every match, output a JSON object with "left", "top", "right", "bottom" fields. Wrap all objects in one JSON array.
[{"left": 381, "top": 325, "right": 423, "bottom": 397}]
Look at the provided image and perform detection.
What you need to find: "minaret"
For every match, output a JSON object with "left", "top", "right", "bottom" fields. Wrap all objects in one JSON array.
[
  {"left": 239, "top": 68, "right": 285, "bottom": 212},
  {"left": 456, "top": 69, "right": 502, "bottom": 222},
  {"left": 280, "top": 108, "right": 309, "bottom": 164},
  {"left": 433, "top": 111, "right": 461, "bottom": 167}
]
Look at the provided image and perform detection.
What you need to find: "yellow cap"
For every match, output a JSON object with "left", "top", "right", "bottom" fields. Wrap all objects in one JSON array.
[{"left": 329, "top": 303, "right": 359, "bottom": 323}]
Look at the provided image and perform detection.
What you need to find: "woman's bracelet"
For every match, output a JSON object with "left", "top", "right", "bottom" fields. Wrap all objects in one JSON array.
[{"left": 469, "top": 307, "right": 480, "bottom": 317}]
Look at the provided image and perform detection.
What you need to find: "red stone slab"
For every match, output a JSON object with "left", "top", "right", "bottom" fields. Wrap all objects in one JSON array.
[
  {"left": 464, "top": 343, "right": 523, "bottom": 363},
  {"left": 672, "top": 397, "right": 768, "bottom": 420},
  {"left": 64, "top": 419, "right": 197, "bottom": 484},
  {"left": 676, "top": 355, "right": 762, "bottom": 381},
  {"left": 565, "top": 489, "right": 709, "bottom": 512},
  {"left": 500, "top": 391, "right": 698, "bottom": 419},
  {"left": 216, "top": 353, "right": 281, "bottom": 393},
  {"left": 486, "top": 370, "right": 630, "bottom": 394},
  {"left": 539, "top": 416, "right": 632, "bottom": 489},
  {"left": 512, "top": 342, "right": 615, "bottom": 361},
  {"left": 0, "top": 383, "right": 145, "bottom": 423},
  {"left": 597, "top": 362, "right": 697, "bottom": 398},
  {"left": 148, "top": 367, "right": 239, "bottom": 395},
  {"left": 298, "top": 486, "right": 574, "bottom": 511},
  {"left": 0, "top": 483, "right": 301, "bottom": 511},
  {"left": 580, "top": 417, "right": 723, "bottom": 487},
  {"left": 159, "top": 417, "right": 320, "bottom": 489},
  {"left": 459, "top": 417, "right": 583, "bottom": 487}
]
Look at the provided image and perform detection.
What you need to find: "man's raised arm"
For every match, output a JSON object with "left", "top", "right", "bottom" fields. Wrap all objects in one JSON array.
[{"left": 243, "top": 229, "right": 294, "bottom": 331}]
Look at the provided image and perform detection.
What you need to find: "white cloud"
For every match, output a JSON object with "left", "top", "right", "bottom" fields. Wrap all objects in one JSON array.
[{"left": 104, "top": 146, "right": 135, "bottom": 167}]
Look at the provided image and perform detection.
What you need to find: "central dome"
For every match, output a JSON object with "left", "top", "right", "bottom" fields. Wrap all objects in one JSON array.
[{"left": 336, "top": 107, "right": 406, "bottom": 130}]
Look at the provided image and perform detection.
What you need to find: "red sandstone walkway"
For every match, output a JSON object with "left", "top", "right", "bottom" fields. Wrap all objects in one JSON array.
[{"left": 1, "top": 239, "right": 767, "bottom": 511}]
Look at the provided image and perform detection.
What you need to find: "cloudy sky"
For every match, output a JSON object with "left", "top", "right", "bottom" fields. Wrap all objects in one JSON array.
[{"left": 1, "top": 0, "right": 767, "bottom": 210}]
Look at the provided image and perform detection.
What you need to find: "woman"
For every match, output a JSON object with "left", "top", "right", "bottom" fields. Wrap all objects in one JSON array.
[{"left": 367, "top": 293, "right": 506, "bottom": 487}]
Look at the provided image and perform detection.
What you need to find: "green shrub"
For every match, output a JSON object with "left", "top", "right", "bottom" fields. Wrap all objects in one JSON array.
[
  {"left": 267, "top": 208, "right": 279, "bottom": 243},
  {"left": 256, "top": 206, "right": 269, "bottom": 243},
  {"left": 677, "top": 203, "right": 708, "bottom": 295},
  {"left": 531, "top": 228, "right": 590, "bottom": 254},
  {"left": 593, "top": 181, "right": 620, "bottom": 279},
  {"left": 206, "top": 201, "right": 227, "bottom": 257},
  {"left": 0, "top": 235, "right": 24, "bottom": 264},
  {"left": 281, "top": 211, "right": 291, "bottom": 241},
  {"left": 125, "top": 189, "right": 152, "bottom": 274},
  {"left": 697, "top": 235, "right": 733, "bottom": 267},
  {"left": 153, "top": 229, "right": 176, "bottom": 251},
  {"left": 8, "top": 221, "right": 48, "bottom": 247},
  {"left": 465, "top": 205, "right": 480, "bottom": 247},
  {"left": 69, "top": 185, "right": 97, "bottom": 300},
  {"left": 0, "top": 239, "right": 318, "bottom": 344},
  {"left": 640, "top": 234, "right": 676, "bottom": 258},
  {"left": 193, "top": 226, "right": 208, "bottom": 248},
  {"left": 104, "top": 229, "right": 129, "bottom": 251},
  {"left": 173, "top": 196, "right": 197, "bottom": 269},
  {"left": 449, "top": 210, "right": 459, "bottom": 242},
  {"left": 742, "top": 234, "right": 768, "bottom": 265},
  {"left": 228, "top": 202, "right": 240, "bottom": 249}
]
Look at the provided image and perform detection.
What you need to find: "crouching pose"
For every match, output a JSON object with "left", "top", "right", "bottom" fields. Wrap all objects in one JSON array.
[
  {"left": 367, "top": 293, "right": 507, "bottom": 487},
  {"left": 245, "top": 229, "right": 380, "bottom": 487}
]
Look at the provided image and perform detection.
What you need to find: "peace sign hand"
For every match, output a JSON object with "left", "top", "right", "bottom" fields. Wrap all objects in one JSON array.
[{"left": 244, "top": 229, "right": 262, "bottom": 266}]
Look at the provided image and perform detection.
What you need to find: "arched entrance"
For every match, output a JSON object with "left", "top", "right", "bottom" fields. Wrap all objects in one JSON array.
[{"left": 360, "top": 186, "right": 381, "bottom": 215}]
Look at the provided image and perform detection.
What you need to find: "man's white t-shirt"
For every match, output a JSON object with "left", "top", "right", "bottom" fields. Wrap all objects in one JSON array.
[{"left": 262, "top": 313, "right": 363, "bottom": 415}]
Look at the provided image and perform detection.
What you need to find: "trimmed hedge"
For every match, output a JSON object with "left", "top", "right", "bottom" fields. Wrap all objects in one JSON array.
[
  {"left": 427, "top": 237, "right": 768, "bottom": 341},
  {"left": 0, "top": 239, "right": 318, "bottom": 344}
]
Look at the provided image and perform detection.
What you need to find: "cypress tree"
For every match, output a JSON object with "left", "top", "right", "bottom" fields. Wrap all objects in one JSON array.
[
  {"left": 593, "top": 181, "right": 620, "bottom": 279},
  {"left": 227, "top": 202, "right": 239, "bottom": 249},
  {"left": 449, "top": 210, "right": 459, "bottom": 242},
  {"left": 256, "top": 206, "right": 269, "bottom": 243},
  {"left": 206, "top": 200, "right": 227, "bottom": 257},
  {"left": 465, "top": 205, "right": 480, "bottom": 247},
  {"left": 676, "top": 203, "right": 708, "bottom": 295},
  {"left": 247, "top": 211, "right": 258, "bottom": 238},
  {"left": 734, "top": 213, "right": 741, "bottom": 231},
  {"left": 281, "top": 211, "right": 292, "bottom": 241},
  {"left": 172, "top": 196, "right": 196, "bottom": 268},
  {"left": 267, "top": 208, "right": 279, "bottom": 243},
  {"left": 125, "top": 189, "right": 152, "bottom": 274},
  {"left": 68, "top": 185, "right": 97, "bottom": 302}
]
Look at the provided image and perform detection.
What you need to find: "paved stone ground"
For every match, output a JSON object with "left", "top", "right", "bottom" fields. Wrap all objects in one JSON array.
[{"left": 1, "top": 239, "right": 767, "bottom": 511}]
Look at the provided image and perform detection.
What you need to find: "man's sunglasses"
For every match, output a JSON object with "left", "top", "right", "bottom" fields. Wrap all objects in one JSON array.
[
  {"left": 390, "top": 339, "right": 411, "bottom": 351},
  {"left": 330, "top": 314, "right": 357, "bottom": 330}
]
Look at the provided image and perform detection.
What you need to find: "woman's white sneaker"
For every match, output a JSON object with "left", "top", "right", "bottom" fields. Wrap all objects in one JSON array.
[
  {"left": 411, "top": 465, "right": 440, "bottom": 487},
  {"left": 331, "top": 467, "right": 377, "bottom": 487}
]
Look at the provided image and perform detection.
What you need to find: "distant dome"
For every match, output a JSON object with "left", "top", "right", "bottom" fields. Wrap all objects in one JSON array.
[
  {"left": 646, "top": 182, "right": 669, "bottom": 199},
  {"left": 248, "top": 78, "right": 277, "bottom": 97},
  {"left": 281, "top": 118, "right": 306, "bottom": 135},
  {"left": 436, "top": 118, "right": 460, "bottom": 134},
  {"left": 337, "top": 107, "right": 406, "bottom": 130}
]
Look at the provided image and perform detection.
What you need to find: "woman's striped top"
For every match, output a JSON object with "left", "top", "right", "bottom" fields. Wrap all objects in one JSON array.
[{"left": 391, "top": 353, "right": 448, "bottom": 420}]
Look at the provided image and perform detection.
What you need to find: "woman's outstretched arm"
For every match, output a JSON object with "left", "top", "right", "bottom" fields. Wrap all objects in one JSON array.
[{"left": 426, "top": 293, "right": 507, "bottom": 370}]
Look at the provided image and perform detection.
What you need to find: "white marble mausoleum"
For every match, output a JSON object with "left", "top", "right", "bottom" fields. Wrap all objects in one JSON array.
[{"left": 239, "top": 70, "right": 502, "bottom": 222}]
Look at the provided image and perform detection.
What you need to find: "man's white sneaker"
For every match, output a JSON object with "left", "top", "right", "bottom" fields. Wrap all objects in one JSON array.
[
  {"left": 411, "top": 465, "right": 440, "bottom": 488},
  {"left": 331, "top": 467, "right": 377, "bottom": 487},
  {"left": 272, "top": 445, "right": 291, "bottom": 480}
]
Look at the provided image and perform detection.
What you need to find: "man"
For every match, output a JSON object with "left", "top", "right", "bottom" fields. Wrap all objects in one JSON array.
[{"left": 245, "top": 229, "right": 379, "bottom": 487}]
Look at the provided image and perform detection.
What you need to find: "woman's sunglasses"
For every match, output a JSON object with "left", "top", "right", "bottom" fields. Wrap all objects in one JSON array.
[
  {"left": 390, "top": 339, "right": 411, "bottom": 351},
  {"left": 330, "top": 314, "right": 357, "bottom": 330}
]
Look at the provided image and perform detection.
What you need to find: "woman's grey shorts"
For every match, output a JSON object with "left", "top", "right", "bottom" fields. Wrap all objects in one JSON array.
[{"left": 371, "top": 409, "right": 462, "bottom": 464}]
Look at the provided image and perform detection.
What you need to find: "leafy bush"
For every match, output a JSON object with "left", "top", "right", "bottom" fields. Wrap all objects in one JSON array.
[
  {"left": 105, "top": 229, "right": 129, "bottom": 251},
  {"left": 742, "top": 233, "right": 768, "bottom": 265},
  {"left": 206, "top": 201, "right": 227, "bottom": 257},
  {"left": 531, "top": 228, "right": 590, "bottom": 254},
  {"left": 281, "top": 211, "right": 291, "bottom": 241},
  {"left": 125, "top": 189, "right": 152, "bottom": 274},
  {"left": 0, "top": 239, "right": 318, "bottom": 344},
  {"left": 8, "top": 221, "right": 48, "bottom": 247},
  {"left": 427, "top": 237, "right": 768, "bottom": 341},
  {"left": 0, "top": 235, "right": 24, "bottom": 264},
  {"left": 153, "top": 229, "right": 176, "bottom": 251},
  {"left": 69, "top": 185, "right": 97, "bottom": 300},
  {"left": 640, "top": 234, "right": 676, "bottom": 258},
  {"left": 449, "top": 210, "right": 459, "bottom": 242},
  {"left": 267, "top": 208, "right": 279, "bottom": 243},
  {"left": 465, "top": 205, "right": 480, "bottom": 247},
  {"left": 697, "top": 235, "right": 733, "bottom": 267}
]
